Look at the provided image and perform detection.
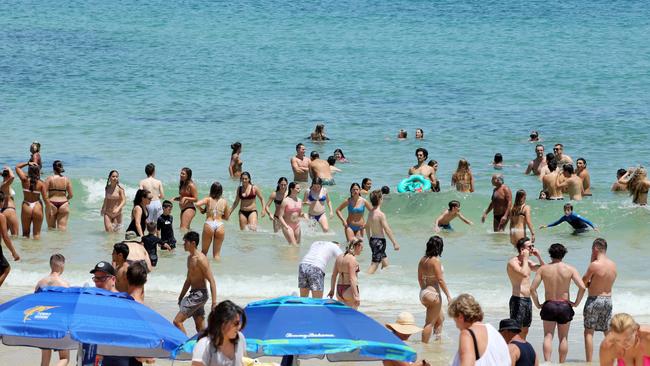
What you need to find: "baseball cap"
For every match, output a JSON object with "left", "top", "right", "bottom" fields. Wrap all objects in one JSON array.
[
  {"left": 498, "top": 318, "right": 521, "bottom": 333},
  {"left": 90, "top": 261, "right": 116, "bottom": 276}
]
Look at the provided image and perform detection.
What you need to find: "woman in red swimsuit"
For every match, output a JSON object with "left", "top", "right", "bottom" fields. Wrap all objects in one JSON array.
[
  {"left": 328, "top": 238, "right": 363, "bottom": 309},
  {"left": 44, "top": 160, "right": 73, "bottom": 231}
]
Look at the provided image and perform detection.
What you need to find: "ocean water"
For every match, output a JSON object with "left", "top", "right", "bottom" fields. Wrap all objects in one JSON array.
[{"left": 2, "top": 1, "right": 650, "bottom": 364}]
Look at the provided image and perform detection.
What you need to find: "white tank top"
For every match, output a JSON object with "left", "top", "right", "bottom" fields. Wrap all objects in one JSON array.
[{"left": 451, "top": 323, "right": 510, "bottom": 366}]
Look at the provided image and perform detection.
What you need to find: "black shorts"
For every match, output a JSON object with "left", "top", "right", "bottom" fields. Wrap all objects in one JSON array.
[
  {"left": 0, "top": 249, "right": 9, "bottom": 274},
  {"left": 540, "top": 300, "right": 575, "bottom": 324},
  {"left": 509, "top": 296, "right": 532, "bottom": 328},
  {"left": 369, "top": 237, "right": 387, "bottom": 263}
]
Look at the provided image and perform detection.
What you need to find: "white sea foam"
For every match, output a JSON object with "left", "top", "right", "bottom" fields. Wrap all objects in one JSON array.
[
  {"left": 8, "top": 268, "right": 650, "bottom": 317},
  {"left": 80, "top": 178, "right": 138, "bottom": 205}
]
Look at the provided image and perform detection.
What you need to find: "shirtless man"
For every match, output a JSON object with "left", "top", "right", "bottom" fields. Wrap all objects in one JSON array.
[
  {"left": 525, "top": 144, "right": 547, "bottom": 176},
  {"left": 0, "top": 210, "right": 20, "bottom": 287},
  {"left": 309, "top": 151, "right": 335, "bottom": 185},
  {"left": 481, "top": 174, "right": 512, "bottom": 232},
  {"left": 530, "top": 243, "right": 586, "bottom": 363},
  {"left": 173, "top": 231, "right": 217, "bottom": 334},
  {"left": 507, "top": 237, "right": 545, "bottom": 340},
  {"left": 123, "top": 231, "right": 152, "bottom": 271},
  {"left": 127, "top": 261, "right": 147, "bottom": 304},
  {"left": 553, "top": 144, "right": 573, "bottom": 167},
  {"left": 112, "top": 242, "right": 130, "bottom": 293},
  {"left": 581, "top": 238, "right": 617, "bottom": 362},
  {"left": 575, "top": 158, "right": 592, "bottom": 196},
  {"left": 408, "top": 148, "right": 436, "bottom": 189},
  {"left": 291, "top": 143, "right": 310, "bottom": 185},
  {"left": 139, "top": 163, "right": 164, "bottom": 223},
  {"left": 542, "top": 160, "right": 563, "bottom": 200},
  {"left": 433, "top": 200, "right": 473, "bottom": 232},
  {"left": 366, "top": 190, "right": 400, "bottom": 274},
  {"left": 556, "top": 164, "right": 584, "bottom": 200},
  {"left": 611, "top": 168, "right": 628, "bottom": 192},
  {"left": 35, "top": 254, "right": 70, "bottom": 366}
]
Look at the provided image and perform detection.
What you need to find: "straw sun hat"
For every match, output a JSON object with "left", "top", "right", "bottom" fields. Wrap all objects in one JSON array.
[{"left": 385, "top": 312, "right": 423, "bottom": 335}]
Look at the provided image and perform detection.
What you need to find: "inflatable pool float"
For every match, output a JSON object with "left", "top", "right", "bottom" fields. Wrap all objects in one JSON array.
[{"left": 397, "top": 175, "right": 431, "bottom": 193}]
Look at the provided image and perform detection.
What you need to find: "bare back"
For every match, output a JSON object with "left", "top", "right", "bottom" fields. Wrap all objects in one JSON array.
[
  {"left": 311, "top": 159, "right": 333, "bottom": 180},
  {"left": 585, "top": 256, "right": 617, "bottom": 296},
  {"left": 543, "top": 171, "right": 563, "bottom": 199},
  {"left": 35, "top": 273, "right": 69, "bottom": 291},
  {"left": 140, "top": 177, "right": 163, "bottom": 200},
  {"left": 539, "top": 262, "right": 576, "bottom": 301}
]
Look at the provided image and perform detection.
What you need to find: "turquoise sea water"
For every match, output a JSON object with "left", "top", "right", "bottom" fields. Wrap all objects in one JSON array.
[{"left": 2, "top": 1, "right": 650, "bottom": 364}]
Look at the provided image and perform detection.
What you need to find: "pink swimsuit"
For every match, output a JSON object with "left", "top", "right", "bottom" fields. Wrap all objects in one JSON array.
[
  {"left": 617, "top": 356, "right": 650, "bottom": 366},
  {"left": 284, "top": 199, "right": 303, "bottom": 230}
]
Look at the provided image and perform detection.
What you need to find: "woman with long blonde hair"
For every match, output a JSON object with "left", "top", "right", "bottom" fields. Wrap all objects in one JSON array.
[
  {"left": 451, "top": 159, "right": 474, "bottom": 193},
  {"left": 619, "top": 168, "right": 650, "bottom": 205},
  {"left": 599, "top": 313, "right": 650, "bottom": 366}
]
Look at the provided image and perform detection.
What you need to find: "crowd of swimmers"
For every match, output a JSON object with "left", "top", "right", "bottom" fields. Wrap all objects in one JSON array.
[{"left": 1, "top": 127, "right": 649, "bottom": 365}]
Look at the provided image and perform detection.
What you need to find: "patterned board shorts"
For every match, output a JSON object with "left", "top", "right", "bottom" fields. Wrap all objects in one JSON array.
[
  {"left": 179, "top": 289, "right": 208, "bottom": 317},
  {"left": 509, "top": 296, "right": 533, "bottom": 328},
  {"left": 298, "top": 263, "right": 325, "bottom": 291},
  {"left": 584, "top": 296, "right": 613, "bottom": 332},
  {"left": 369, "top": 237, "right": 387, "bottom": 263}
]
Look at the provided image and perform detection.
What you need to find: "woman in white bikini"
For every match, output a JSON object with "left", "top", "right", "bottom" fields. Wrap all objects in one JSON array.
[
  {"left": 44, "top": 160, "right": 73, "bottom": 231},
  {"left": 100, "top": 170, "right": 126, "bottom": 232},
  {"left": 196, "top": 182, "right": 231, "bottom": 260},
  {"left": 509, "top": 189, "right": 535, "bottom": 246},
  {"left": 15, "top": 162, "right": 47, "bottom": 239},
  {"left": 418, "top": 235, "right": 452, "bottom": 343}
]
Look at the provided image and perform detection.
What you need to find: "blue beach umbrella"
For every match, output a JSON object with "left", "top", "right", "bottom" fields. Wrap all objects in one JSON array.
[
  {"left": 0, "top": 286, "right": 187, "bottom": 358},
  {"left": 242, "top": 296, "right": 417, "bottom": 362}
]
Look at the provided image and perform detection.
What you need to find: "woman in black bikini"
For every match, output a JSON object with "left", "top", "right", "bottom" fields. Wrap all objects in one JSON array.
[
  {"left": 263, "top": 177, "right": 288, "bottom": 233},
  {"left": 44, "top": 160, "right": 73, "bottom": 231},
  {"left": 15, "top": 162, "right": 47, "bottom": 239},
  {"left": 328, "top": 238, "right": 363, "bottom": 309},
  {"left": 127, "top": 189, "right": 151, "bottom": 237},
  {"left": 509, "top": 189, "right": 535, "bottom": 246},
  {"left": 175, "top": 167, "right": 198, "bottom": 231},
  {"left": 231, "top": 172, "right": 265, "bottom": 231},
  {"left": 1, "top": 166, "right": 19, "bottom": 235}
]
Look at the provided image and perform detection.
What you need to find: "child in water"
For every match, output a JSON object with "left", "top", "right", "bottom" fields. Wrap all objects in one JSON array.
[
  {"left": 157, "top": 200, "right": 176, "bottom": 249},
  {"left": 434, "top": 200, "right": 473, "bottom": 232}
]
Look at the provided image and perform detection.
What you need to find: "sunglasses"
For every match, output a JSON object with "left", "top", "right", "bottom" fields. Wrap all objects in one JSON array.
[{"left": 92, "top": 275, "right": 113, "bottom": 282}]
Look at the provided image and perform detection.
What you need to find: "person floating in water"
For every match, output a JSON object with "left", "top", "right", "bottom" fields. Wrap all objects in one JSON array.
[{"left": 539, "top": 203, "right": 598, "bottom": 234}]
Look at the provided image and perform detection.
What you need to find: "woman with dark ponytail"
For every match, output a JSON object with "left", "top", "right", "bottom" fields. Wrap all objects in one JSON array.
[{"left": 44, "top": 160, "right": 73, "bottom": 230}]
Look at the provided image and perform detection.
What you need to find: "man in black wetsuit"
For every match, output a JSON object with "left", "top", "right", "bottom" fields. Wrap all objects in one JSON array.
[{"left": 499, "top": 318, "right": 538, "bottom": 366}]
